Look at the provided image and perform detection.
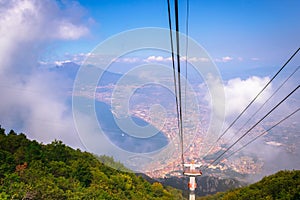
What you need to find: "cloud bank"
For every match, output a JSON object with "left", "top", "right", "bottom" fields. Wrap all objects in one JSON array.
[
  {"left": 0, "top": 0, "right": 90, "bottom": 147},
  {"left": 224, "top": 76, "right": 271, "bottom": 117}
]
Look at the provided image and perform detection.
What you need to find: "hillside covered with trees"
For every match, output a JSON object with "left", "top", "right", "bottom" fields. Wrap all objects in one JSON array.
[
  {"left": 198, "top": 170, "right": 300, "bottom": 200},
  {"left": 0, "top": 126, "right": 184, "bottom": 200},
  {"left": 2, "top": 125, "right": 299, "bottom": 200}
]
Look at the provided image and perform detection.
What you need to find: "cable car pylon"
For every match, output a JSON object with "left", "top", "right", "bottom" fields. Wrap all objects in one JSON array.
[{"left": 183, "top": 161, "right": 202, "bottom": 200}]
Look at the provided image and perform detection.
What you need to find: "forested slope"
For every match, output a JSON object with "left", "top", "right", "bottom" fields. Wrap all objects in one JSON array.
[
  {"left": 0, "top": 126, "right": 184, "bottom": 200},
  {"left": 198, "top": 170, "right": 300, "bottom": 200}
]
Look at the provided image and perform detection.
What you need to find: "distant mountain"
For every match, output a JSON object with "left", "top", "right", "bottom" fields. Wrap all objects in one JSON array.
[
  {"left": 198, "top": 170, "right": 300, "bottom": 200},
  {"left": 50, "top": 61, "right": 123, "bottom": 85},
  {"left": 158, "top": 175, "right": 244, "bottom": 197},
  {"left": 0, "top": 126, "right": 184, "bottom": 200},
  {"left": 51, "top": 61, "right": 80, "bottom": 79}
]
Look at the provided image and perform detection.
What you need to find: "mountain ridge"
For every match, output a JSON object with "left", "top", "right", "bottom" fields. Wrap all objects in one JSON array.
[
  {"left": 197, "top": 170, "right": 300, "bottom": 200},
  {"left": 0, "top": 126, "right": 184, "bottom": 200}
]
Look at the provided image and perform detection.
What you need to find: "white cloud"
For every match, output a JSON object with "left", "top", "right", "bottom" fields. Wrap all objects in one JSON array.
[
  {"left": 0, "top": 0, "right": 90, "bottom": 72},
  {"left": 144, "top": 56, "right": 166, "bottom": 62},
  {"left": 0, "top": 0, "right": 90, "bottom": 148},
  {"left": 188, "top": 57, "right": 210, "bottom": 62},
  {"left": 214, "top": 56, "right": 262, "bottom": 63},
  {"left": 118, "top": 57, "right": 140, "bottom": 63},
  {"left": 143, "top": 55, "right": 210, "bottom": 63},
  {"left": 222, "top": 56, "right": 233, "bottom": 62},
  {"left": 215, "top": 56, "right": 234, "bottom": 63},
  {"left": 56, "top": 21, "right": 89, "bottom": 40},
  {"left": 224, "top": 76, "right": 271, "bottom": 116},
  {"left": 205, "top": 76, "right": 272, "bottom": 119},
  {"left": 81, "top": 55, "right": 212, "bottom": 65},
  {"left": 54, "top": 60, "right": 73, "bottom": 66}
]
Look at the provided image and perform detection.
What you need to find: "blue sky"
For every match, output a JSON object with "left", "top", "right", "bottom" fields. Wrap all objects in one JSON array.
[{"left": 53, "top": 0, "right": 300, "bottom": 71}]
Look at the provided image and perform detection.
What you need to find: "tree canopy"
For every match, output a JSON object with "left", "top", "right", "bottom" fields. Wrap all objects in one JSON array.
[
  {"left": 198, "top": 170, "right": 300, "bottom": 200},
  {"left": 0, "top": 126, "right": 184, "bottom": 200}
]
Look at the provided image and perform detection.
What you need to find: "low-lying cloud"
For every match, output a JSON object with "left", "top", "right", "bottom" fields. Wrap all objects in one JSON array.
[
  {"left": 0, "top": 0, "right": 90, "bottom": 147},
  {"left": 224, "top": 76, "right": 271, "bottom": 117}
]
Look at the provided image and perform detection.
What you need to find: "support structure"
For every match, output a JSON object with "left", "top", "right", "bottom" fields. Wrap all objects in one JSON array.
[{"left": 183, "top": 161, "right": 202, "bottom": 200}]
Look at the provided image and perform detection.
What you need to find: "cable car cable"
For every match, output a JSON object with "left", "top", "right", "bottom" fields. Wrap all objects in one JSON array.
[
  {"left": 202, "top": 48, "right": 300, "bottom": 158},
  {"left": 174, "top": 0, "right": 185, "bottom": 166},
  {"left": 167, "top": 0, "right": 182, "bottom": 158},
  {"left": 222, "top": 107, "right": 300, "bottom": 163},
  {"left": 184, "top": 0, "right": 189, "bottom": 117},
  {"left": 203, "top": 84, "right": 299, "bottom": 170},
  {"left": 226, "top": 65, "right": 300, "bottom": 145}
]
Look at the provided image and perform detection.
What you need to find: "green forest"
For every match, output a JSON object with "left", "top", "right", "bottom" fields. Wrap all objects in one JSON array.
[
  {"left": 1, "top": 125, "right": 300, "bottom": 200},
  {"left": 0, "top": 126, "right": 184, "bottom": 200},
  {"left": 198, "top": 170, "right": 300, "bottom": 200}
]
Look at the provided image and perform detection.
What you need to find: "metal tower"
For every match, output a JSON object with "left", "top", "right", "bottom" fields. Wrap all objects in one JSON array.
[{"left": 183, "top": 161, "right": 202, "bottom": 200}]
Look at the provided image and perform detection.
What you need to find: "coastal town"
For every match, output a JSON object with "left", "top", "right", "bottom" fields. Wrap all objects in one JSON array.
[{"left": 73, "top": 80, "right": 298, "bottom": 179}]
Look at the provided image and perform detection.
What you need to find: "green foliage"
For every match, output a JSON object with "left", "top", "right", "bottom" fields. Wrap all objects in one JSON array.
[
  {"left": 0, "top": 126, "right": 184, "bottom": 199},
  {"left": 96, "top": 154, "right": 130, "bottom": 172},
  {"left": 198, "top": 170, "right": 300, "bottom": 200}
]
